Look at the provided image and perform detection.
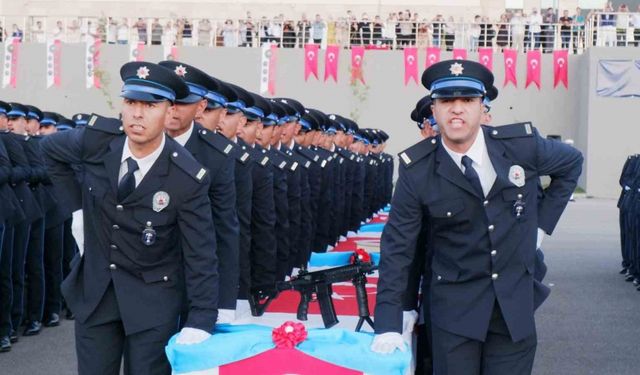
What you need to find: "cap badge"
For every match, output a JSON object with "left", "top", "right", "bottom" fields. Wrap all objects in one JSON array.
[
  {"left": 449, "top": 62, "right": 464, "bottom": 76},
  {"left": 136, "top": 66, "right": 150, "bottom": 80},
  {"left": 508, "top": 165, "right": 526, "bottom": 187},
  {"left": 152, "top": 191, "right": 170, "bottom": 212},
  {"left": 174, "top": 65, "right": 187, "bottom": 77}
]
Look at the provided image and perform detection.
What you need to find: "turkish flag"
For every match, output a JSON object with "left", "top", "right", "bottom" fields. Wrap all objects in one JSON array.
[
  {"left": 324, "top": 44, "right": 339, "bottom": 82},
  {"left": 304, "top": 44, "right": 319, "bottom": 81},
  {"left": 478, "top": 48, "right": 493, "bottom": 71},
  {"left": 526, "top": 50, "right": 542, "bottom": 89},
  {"left": 452, "top": 48, "right": 467, "bottom": 60},
  {"left": 503, "top": 49, "right": 518, "bottom": 87},
  {"left": 553, "top": 50, "right": 569, "bottom": 89},
  {"left": 268, "top": 44, "right": 278, "bottom": 95},
  {"left": 425, "top": 47, "right": 440, "bottom": 69},
  {"left": 351, "top": 46, "right": 365, "bottom": 84},
  {"left": 403, "top": 47, "right": 419, "bottom": 85}
]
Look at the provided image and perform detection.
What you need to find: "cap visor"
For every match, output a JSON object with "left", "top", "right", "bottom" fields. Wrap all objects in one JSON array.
[
  {"left": 121, "top": 91, "right": 167, "bottom": 103},
  {"left": 431, "top": 89, "right": 484, "bottom": 99},
  {"left": 175, "top": 93, "right": 204, "bottom": 104}
]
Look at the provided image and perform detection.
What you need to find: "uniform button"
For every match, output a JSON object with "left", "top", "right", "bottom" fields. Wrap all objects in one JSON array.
[
  {"left": 437, "top": 275, "right": 442, "bottom": 281},
  {"left": 446, "top": 211, "right": 452, "bottom": 217},
  {"left": 201, "top": 130, "right": 207, "bottom": 134},
  {"left": 112, "top": 224, "right": 120, "bottom": 230},
  {"left": 163, "top": 276, "right": 169, "bottom": 282},
  {"left": 492, "top": 130, "right": 498, "bottom": 136},
  {"left": 483, "top": 200, "right": 489, "bottom": 206},
  {"left": 172, "top": 152, "right": 178, "bottom": 157},
  {"left": 517, "top": 193, "right": 523, "bottom": 199},
  {"left": 492, "top": 273, "right": 499, "bottom": 280},
  {"left": 110, "top": 244, "right": 117, "bottom": 250},
  {"left": 88, "top": 187, "right": 93, "bottom": 191},
  {"left": 109, "top": 264, "right": 117, "bottom": 270},
  {"left": 488, "top": 224, "right": 495, "bottom": 232},
  {"left": 431, "top": 139, "right": 436, "bottom": 144},
  {"left": 116, "top": 205, "right": 123, "bottom": 211},
  {"left": 491, "top": 250, "right": 497, "bottom": 256},
  {"left": 118, "top": 126, "right": 124, "bottom": 131}
]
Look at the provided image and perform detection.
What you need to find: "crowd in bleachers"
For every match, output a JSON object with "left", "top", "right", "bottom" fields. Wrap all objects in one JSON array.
[{"left": 1, "top": 2, "right": 640, "bottom": 53}]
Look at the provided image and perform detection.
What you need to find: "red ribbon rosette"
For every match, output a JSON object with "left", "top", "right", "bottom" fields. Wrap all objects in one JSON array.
[
  {"left": 272, "top": 321, "right": 307, "bottom": 349},
  {"left": 350, "top": 248, "right": 372, "bottom": 264}
]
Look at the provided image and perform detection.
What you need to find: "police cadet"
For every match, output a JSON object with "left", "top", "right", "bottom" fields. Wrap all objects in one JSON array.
[
  {"left": 270, "top": 100, "right": 303, "bottom": 272},
  {"left": 158, "top": 60, "right": 240, "bottom": 324},
  {"left": 372, "top": 59, "right": 583, "bottom": 375},
  {"left": 41, "top": 61, "right": 219, "bottom": 375},
  {"left": 259, "top": 102, "right": 291, "bottom": 282},
  {"left": 237, "top": 92, "right": 277, "bottom": 295},
  {"left": 618, "top": 155, "right": 639, "bottom": 281}
]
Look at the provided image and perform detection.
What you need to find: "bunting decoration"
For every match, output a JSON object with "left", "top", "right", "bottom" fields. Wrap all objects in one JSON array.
[
  {"left": 304, "top": 44, "right": 319, "bottom": 81},
  {"left": 3, "top": 38, "right": 20, "bottom": 88},
  {"left": 86, "top": 38, "right": 101, "bottom": 89},
  {"left": 478, "top": 48, "right": 493, "bottom": 71},
  {"left": 163, "top": 44, "right": 179, "bottom": 61},
  {"left": 260, "top": 42, "right": 277, "bottom": 95},
  {"left": 403, "top": 47, "right": 418, "bottom": 85},
  {"left": 526, "top": 50, "right": 542, "bottom": 89},
  {"left": 46, "top": 39, "right": 62, "bottom": 88},
  {"left": 129, "top": 41, "right": 145, "bottom": 62},
  {"left": 553, "top": 50, "right": 569, "bottom": 89},
  {"left": 452, "top": 48, "right": 467, "bottom": 60},
  {"left": 425, "top": 47, "right": 440, "bottom": 69},
  {"left": 324, "top": 45, "right": 339, "bottom": 82},
  {"left": 503, "top": 49, "right": 518, "bottom": 87},
  {"left": 351, "top": 46, "right": 365, "bottom": 84}
]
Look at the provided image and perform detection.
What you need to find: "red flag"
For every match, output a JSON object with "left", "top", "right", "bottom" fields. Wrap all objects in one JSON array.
[
  {"left": 3, "top": 39, "right": 20, "bottom": 88},
  {"left": 304, "top": 44, "right": 319, "bottom": 81},
  {"left": 403, "top": 47, "right": 418, "bottom": 85},
  {"left": 351, "top": 46, "right": 365, "bottom": 84},
  {"left": 130, "top": 42, "right": 144, "bottom": 62},
  {"left": 503, "top": 49, "right": 518, "bottom": 87},
  {"left": 478, "top": 48, "right": 493, "bottom": 71},
  {"left": 452, "top": 48, "right": 467, "bottom": 60},
  {"left": 425, "top": 47, "right": 440, "bottom": 69},
  {"left": 268, "top": 44, "right": 277, "bottom": 95},
  {"left": 324, "top": 45, "right": 339, "bottom": 82},
  {"left": 93, "top": 39, "right": 101, "bottom": 88},
  {"left": 553, "top": 50, "right": 569, "bottom": 89},
  {"left": 525, "top": 50, "right": 541, "bottom": 89}
]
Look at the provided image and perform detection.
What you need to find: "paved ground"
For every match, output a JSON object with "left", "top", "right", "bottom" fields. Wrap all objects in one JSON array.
[{"left": 1, "top": 198, "right": 639, "bottom": 374}]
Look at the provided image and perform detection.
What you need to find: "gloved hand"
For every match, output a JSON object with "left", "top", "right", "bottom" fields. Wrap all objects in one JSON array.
[
  {"left": 71, "top": 210, "right": 84, "bottom": 255},
  {"left": 370, "top": 332, "right": 406, "bottom": 354},
  {"left": 176, "top": 327, "right": 211, "bottom": 345},
  {"left": 401, "top": 310, "right": 418, "bottom": 335},
  {"left": 217, "top": 309, "right": 235, "bottom": 324},
  {"left": 536, "top": 228, "right": 545, "bottom": 249},
  {"left": 234, "top": 299, "right": 252, "bottom": 322}
]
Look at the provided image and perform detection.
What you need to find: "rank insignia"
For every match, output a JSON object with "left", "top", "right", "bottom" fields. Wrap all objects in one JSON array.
[
  {"left": 152, "top": 191, "right": 170, "bottom": 212},
  {"left": 142, "top": 222, "right": 157, "bottom": 246}
]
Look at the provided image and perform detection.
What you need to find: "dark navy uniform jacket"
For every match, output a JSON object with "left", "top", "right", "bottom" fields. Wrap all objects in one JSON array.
[
  {"left": 0, "top": 136, "right": 22, "bottom": 224},
  {"left": 267, "top": 147, "right": 290, "bottom": 281},
  {"left": 375, "top": 124, "right": 583, "bottom": 343},
  {"left": 279, "top": 144, "right": 302, "bottom": 259},
  {"left": 0, "top": 131, "right": 41, "bottom": 224},
  {"left": 233, "top": 138, "right": 253, "bottom": 300},
  {"left": 183, "top": 123, "right": 239, "bottom": 310},
  {"left": 41, "top": 117, "right": 219, "bottom": 335}
]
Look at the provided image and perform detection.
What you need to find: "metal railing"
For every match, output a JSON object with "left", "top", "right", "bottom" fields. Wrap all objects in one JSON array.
[{"left": 0, "top": 12, "right": 637, "bottom": 53}]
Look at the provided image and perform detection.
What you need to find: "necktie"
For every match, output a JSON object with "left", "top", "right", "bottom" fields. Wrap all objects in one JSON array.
[
  {"left": 461, "top": 155, "right": 484, "bottom": 197},
  {"left": 118, "top": 157, "right": 139, "bottom": 202}
]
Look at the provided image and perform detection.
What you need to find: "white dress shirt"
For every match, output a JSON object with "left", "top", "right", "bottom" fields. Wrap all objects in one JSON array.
[
  {"left": 118, "top": 134, "right": 166, "bottom": 187},
  {"left": 172, "top": 121, "right": 194, "bottom": 147},
  {"left": 441, "top": 128, "right": 497, "bottom": 197}
]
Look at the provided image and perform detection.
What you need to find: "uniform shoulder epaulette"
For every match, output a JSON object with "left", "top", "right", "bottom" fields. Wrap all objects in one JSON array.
[
  {"left": 269, "top": 151, "right": 288, "bottom": 170},
  {"left": 197, "top": 128, "right": 235, "bottom": 156},
  {"left": 86, "top": 113, "right": 124, "bottom": 135},
  {"left": 234, "top": 144, "right": 251, "bottom": 164},
  {"left": 337, "top": 147, "right": 354, "bottom": 160},
  {"left": 398, "top": 137, "right": 438, "bottom": 168},
  {"left": 296, "top": 146, "right": 321, "bottom": 165},
  {"left": 169, "top": 144, "right": 208, "bottom": 183},
  {"left": 488, "top": 122, "right": 535, "bottom": 139}
]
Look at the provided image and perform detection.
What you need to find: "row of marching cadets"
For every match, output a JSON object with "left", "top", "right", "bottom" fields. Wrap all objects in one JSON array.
[
  {"left": 1, "top": 59, "right": 394, "bottom": 373},
  {"left": 0, "top": 105, "right": 86, "bottom": 352},
  {"left": 618, "top": 154, "right": 640, "bottom": 288}
]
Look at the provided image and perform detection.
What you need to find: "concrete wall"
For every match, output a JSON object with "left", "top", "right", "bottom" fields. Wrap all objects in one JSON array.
[{"left": 0, "top": 43, "right": 635, "bottom": 197}]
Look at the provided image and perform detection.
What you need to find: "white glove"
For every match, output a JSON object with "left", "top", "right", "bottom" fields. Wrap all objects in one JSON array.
[
  {"left": 217, "top": 309, "right": 235, "bottom": 324},
  {"left": 176, "top": 327, "right": 211, "bottom": 345},
  {"left": 370, "top": 332, "right": 406, "bottom": 354},
  {"left": 536, "top": 228, "right": 545, "bottom": 249},
  {"left": 291, "top": 267, "right": 301, "bottom": 277},
  {"left": 401, "top": 310, "right": 418, "bottom": 336},
  {"left": 234, "top": 299, "right": 252, "bottom": 322},
  {"left": 71, "top": 210, "right": 84, "bottom": 256}
]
